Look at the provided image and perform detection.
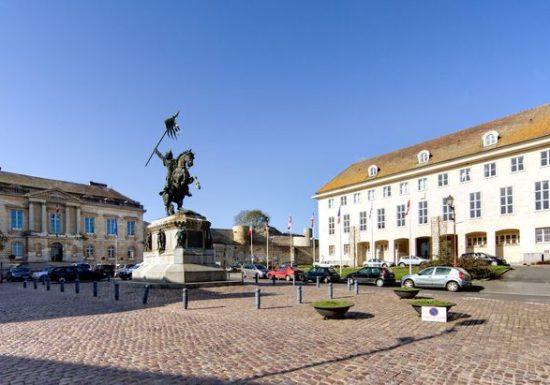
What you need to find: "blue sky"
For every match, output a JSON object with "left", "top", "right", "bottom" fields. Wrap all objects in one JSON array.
[{"left": 1, "top": 0, "right": 549, "bottom": 232}]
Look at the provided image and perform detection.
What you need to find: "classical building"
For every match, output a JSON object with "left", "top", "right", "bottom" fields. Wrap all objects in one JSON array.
[
  {"left": 315, "top": 104, "right": 550, "bottom": 266},
  {"left": 0, "top": 170, "right": 145, "bottom": 265}
]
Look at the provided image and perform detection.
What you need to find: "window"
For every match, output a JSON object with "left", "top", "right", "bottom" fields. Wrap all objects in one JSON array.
[
  {"left": 496, "top": 233, "right": 519, "bottom": 245},
  {"left": 541, "top": 150, "right": 550, "bottom": 166},
  {"left": 353, "top": 193, "right": 360, "bottom": 204},
  {"left": 49, "top": 213, "right": 61, "bottom": 234},
  {"left": 367, "top": 190, "right": 375, "bottom": 201},
  {"left": 536, "top": 228, "right": 550, "bottom": 243},
  {"left": 469, "top": 192, "right": 481, "bottom": 218},
  {"left": 11, "top": 241, "right": 23, "bottom": 257},
  {"left": 127, "top": 247, "right": 135, "bottom": 259},
  {"left": 340, "top": 196, "right": 347, "bottom": 206},
  {"left": 328, "top": 199, "right": 334, "bottom": 209},
  {"left": 482, "top": 131, "right": 498, "bottom": 147},
  {"left": 535, "top": 180, "right": 549, "bottom": 210},
  {"left": 383, "top": 186, "right": 392, "bottom": 198},
  {"left": 396, "top": 205, "right": 405, "bottom": 227},
  {"left": 359, "top": 211, "right": 367, "bottom": 231},
  {"left": 442, "top": 198, "right": 452, "bottom": 221},
  {"left": 377, "top": 208, "right": 385, "bottom": 229},
  {"left": 438, "top": 173, "right": 448, "bottom": 187},
  {"left": 328, "top": 217, "right": 335, "bottom": 235},
  {"left": 127, "top": 221, "right": 136, "bottom": 236},
  {"left": 84, "top": 217, "right": 95, "bottom": 234},
  {"left": 418, "top": 201, "right": 428, "bottom": 224},
  {"left": 343, "top": 214, "right": 350, "bottom": 233},
  {"left": 435, "top": 267, "right": 451, "bottom": 275},
  {"left": 484, "top": 162, "right": 496, "bottom": 178},
  {"left": 368, "top": 165, "right": 378, "bottom": 177},
  {"left": 343, "top": 244, "right": 350, "bottom": 255},
  {"left": 500, "top": 187, "right": 513, "bottom": 214},
  {"left": 85, "top": 244, "right": 95, "bottom": 257},
  {"left": 460, "top": 168, "right": 471, "bottom": 182},
  {"left": 467, "top": 236, "right": 486, "bottom": 247},
  {"left": 511, "top": 156, "right": 524, "bottom": 172},
  {"left": 108, "top": 246, "right": 116, "bottom": 258},
  {"left": 400, "top": 182, "right": 408, "bottom": 195},
  {"left": 106, "top": 218, "right": 118, "bottom": 235},
  {"left": 328, "top": 245, "right": 335, "bottom": 256},
  {"left": 10, "top": 209, "right": 23, "bottom": 230},
  {"left": 417, "top": 150, "right": 430, "bottom": 164},
  {"left": 418, "top": 177, "right": 427, "bottom": 191}
]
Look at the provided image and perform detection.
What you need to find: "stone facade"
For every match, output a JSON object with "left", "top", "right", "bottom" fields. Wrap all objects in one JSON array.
[{"left": 0, "top": 170, "right": 145, "bottom": 266}]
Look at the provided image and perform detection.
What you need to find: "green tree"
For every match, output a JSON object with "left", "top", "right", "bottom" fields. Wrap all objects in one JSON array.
[{"left": 234, "top": 210, "right": 270, "bottom": 227}]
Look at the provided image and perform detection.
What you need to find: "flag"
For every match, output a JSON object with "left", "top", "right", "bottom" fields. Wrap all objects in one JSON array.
[
  {"left": 405, "top": 200, "right": 411, "bottom": 216},
  {"left": 287, "top": 215, "right": 293, "bottom": 231},
  {"left": 337, "top": 207, "right": 341, "bottom": 224},
  {"left": 247, "top": 224, "right": 253, "bottom": 236},
  {"left": 310, "top": 212, "right": 315, "bottom": 229}
]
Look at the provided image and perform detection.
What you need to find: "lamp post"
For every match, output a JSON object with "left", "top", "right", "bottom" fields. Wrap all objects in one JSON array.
[{"left": 446, "top": 195, "right": 457, "bottom": 267}]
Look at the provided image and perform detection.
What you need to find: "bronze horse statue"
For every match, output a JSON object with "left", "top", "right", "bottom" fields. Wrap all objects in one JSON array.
[{"left": 156, "top": 149, "right": 200, "bottom": 216}]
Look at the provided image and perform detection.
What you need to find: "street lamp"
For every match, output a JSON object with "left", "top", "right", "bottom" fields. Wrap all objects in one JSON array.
[{"left": 446, "top": 195, "right": 457, "bottom": 267}]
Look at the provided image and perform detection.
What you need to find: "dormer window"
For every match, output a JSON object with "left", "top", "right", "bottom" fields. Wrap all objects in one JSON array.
[
  {"left": 368, "top": 165, "right": 378, "bottom": 177},
  {"left": 482, "top": 131, "right": 499, "bottom": 147},
  {"left": 417, "top": 150, "right": 430, "bottom": 164}
]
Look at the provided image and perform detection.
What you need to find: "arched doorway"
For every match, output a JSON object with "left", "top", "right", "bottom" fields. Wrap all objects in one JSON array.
[{"left": 51, "top": 242, "right": 63, "bottom": 262}]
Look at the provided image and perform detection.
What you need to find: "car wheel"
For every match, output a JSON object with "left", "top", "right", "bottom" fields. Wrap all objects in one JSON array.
[
  {"left": 446, "top": 281, "right": 459, "bottom": 292},
  {"left": 399, "top": 263, "right": 405, "bottom": 267},
  {"left": 403, "top": 279, "right": 414, "bottom": 288},
  {"left": 301, "top": 275, "right": 307, "bottom": 283},
  {"left": 381, "top": 263, "right": 387, "bottom": 268},
  {"left": 324, "top": 277, "right": 330, "bottom": 284},
  {"left": 376, "top": 279, "right": 384, "bottom": 287},
  {"left": 286, "top": 275, "right": 291, "bottom": 281}
]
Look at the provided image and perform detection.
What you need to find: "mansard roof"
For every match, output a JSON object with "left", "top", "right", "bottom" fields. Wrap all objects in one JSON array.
[
  {"left": 0, "top": 170, "right": 142, "bottom": 208},
  {"left": 316, "top": 103, "right": 550, "bottom": 195}
]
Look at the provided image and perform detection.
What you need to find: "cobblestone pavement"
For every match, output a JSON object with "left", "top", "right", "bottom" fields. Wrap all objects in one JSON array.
[{"left": 0, "top": 280, "right": 549, "bottom": 385}]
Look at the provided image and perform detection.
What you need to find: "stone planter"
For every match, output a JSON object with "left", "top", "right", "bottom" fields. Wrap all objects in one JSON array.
[
  {"left": 312, "top": 300, "right": 354, "bottom": 319},
  {"left": 393, "top": 288, "right": 420, "bottom": 299},
  {"left": 409, "top": 299, "right": 455, "bottom": 317}
]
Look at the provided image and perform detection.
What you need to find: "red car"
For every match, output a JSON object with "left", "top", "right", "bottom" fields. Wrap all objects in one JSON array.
[{"left": 267, "top": 266, "right": 303, "bottom": 281}]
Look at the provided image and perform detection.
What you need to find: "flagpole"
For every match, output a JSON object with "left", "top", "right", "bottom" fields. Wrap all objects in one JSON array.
[
  {"left": 312, "top": 226, "right": 316, "bottom": 266},
  {"left": 339, "top": 214, "right": 343, "bottom": 276},
  {"left": 370, "top": 203, "right": 374, "bottom": 260},
  {"left": 250, "top": 225, "right": 253, "bottom": 263},
  {"left": 266, "top": 224, "right": 269, "bottom": 269},
  {"left": 408, "top": 201, "right": 412, "bottom": 275}
]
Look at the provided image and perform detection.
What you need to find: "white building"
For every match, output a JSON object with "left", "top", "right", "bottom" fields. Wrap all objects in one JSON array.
[{"left": 314, "top": 104, "right": 550, "bottom": 266}]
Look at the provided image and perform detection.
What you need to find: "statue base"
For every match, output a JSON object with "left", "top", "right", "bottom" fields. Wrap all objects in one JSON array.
[{"left": 132, "top": 210, "right": 226, "bottom": 284}]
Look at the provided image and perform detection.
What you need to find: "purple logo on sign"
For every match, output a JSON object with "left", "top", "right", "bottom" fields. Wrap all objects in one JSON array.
[{"left": 429, "top": 307, "right": 439, "bottom": 316}]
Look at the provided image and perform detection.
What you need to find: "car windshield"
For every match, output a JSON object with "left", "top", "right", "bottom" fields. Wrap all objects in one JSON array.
[{"left": 328, "top": 268, "right": 337, "bottom": 273}]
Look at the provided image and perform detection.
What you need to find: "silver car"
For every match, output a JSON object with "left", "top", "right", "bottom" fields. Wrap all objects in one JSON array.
[
  {"left": 401, "top": 266, "right": 472, "bottom": 292},
  {"left": 241, "top": 264, "right": 268, "bottom": 279}
]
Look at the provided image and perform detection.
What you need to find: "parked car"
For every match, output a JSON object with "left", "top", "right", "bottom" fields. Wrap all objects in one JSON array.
[
  {"left": 225, "top": 261, "right": 242, "bottom": 272},
  {"left": 300, "top": 266, "right": 340, "bottom": 283},
  {"left": 461, "top": 252, "right": 508, "bottom": 266},
  {"left": 32, "top": 267, "right": 54, "bottom": 282},
  {"left": 397, "top": 255, "right": 428, "bottom": 267},
  {"left": 279, "top": 261, "right": 298, "bottom": 268},
  {"left": 94, "top": 264, "right": 116, "bottom": 278},
  {"left": 48, "top": 266, "right": 79, "bottom": 282},
  {"left": 363, "top": 258, "right": 394, "bottom": 268},
  {"left": 346, "top": 266, "right": 396, "bottom": 287},
  {"left": 267, "top": 266, "right": 303, "bottom": 281},
  {"left": 6, "top": 267, "right": 32, "bottom": 282},
  {"left": 401, "top": 266, "right": 472, "bottom": 292},
  {"left": 73, "top": 263, "right": 91, "bottom": 270},
  {"left": 118, "top": 264, "right": 141, "bottom": 280},
  {"left": 76, "top": 267, "right": 104, "bottom": 281},
  {"left": 241, "top": 264, "right": 269, "bottom": 278}
]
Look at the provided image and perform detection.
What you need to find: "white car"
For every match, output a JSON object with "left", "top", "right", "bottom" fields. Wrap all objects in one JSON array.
[
  {"left": 363, "top": 258, "right": 394, "bottom": 268},
  {"left": 397, "top": 255, "right": 428, "bottom": 267},
  {"left": 31, "top": 267, "right": 54, "bottom": 282}
]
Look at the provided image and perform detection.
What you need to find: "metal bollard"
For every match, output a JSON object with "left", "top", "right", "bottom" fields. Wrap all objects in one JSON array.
[
  {"left": 297, "top": 286, "right": 302, "bottom": 304},
  {"left": 33, "top": 279, "right": 37, "bottom": 290},
  {"left": 354, "top": 280, "right": 359, "bottom": 295},
  {"left": 328, "top": 282, "right": 333, "bottom": 299},
  {"left": 46, "top": 279, "right": 51, "bottom": 291},
  {"left": 272, "top": 275, "right": 276, "bottom": 285},
  {"left": 23, "top": 279, "right": 27, "bottom": 288},
  {"left": 255, "top": 273, "right": 259, "bottom": 285},
  {"left": 347, "top": 278, "right": 352, "bottom": 291},
  {"left": 182, "top": 288, "right": 188, "bottom": 309},
  {"left": 292, "top": 275, "right": 296, "bottom": 286},
  {"left": 75, "top": 279, "right": 80, "bottom": 294},
  {"left": 42, "top": 278, "right": 46, "bottom": 286},
  {"left": 114, "top": 282, "right": 119, "bottom": 301},
  {"left": 143, "top": 284, "right": 150, "bottom": 304},
  {"left": 241, "top": 271, "right": 244, "bottom": 284},
  {"left": 316, "top": 276, "right": 320, "bottom": 288},
  {"left": 255, "top": 287, "right": 261, "bottom": 309},
  {"left": 60, "top": 279, "right": 65, "bottom": 292},
  {"left": 93, "top": 281, "right": 98, "bottom": 297}
]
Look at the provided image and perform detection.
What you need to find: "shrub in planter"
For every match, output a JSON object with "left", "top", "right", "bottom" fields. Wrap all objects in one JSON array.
[
  {"left": 393, "top": 287, "right": 420, "bottom": 299},
  {"left": 312, "top": 300, "right": 354, "bottom": 319},
  {"left": 408, "top": 299, "right": 456, "bottom": 316}
]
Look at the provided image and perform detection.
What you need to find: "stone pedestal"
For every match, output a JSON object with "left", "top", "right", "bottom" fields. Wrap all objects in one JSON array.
[{"left": 132, "top": 210, "right": 226, "bottom": 284}]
